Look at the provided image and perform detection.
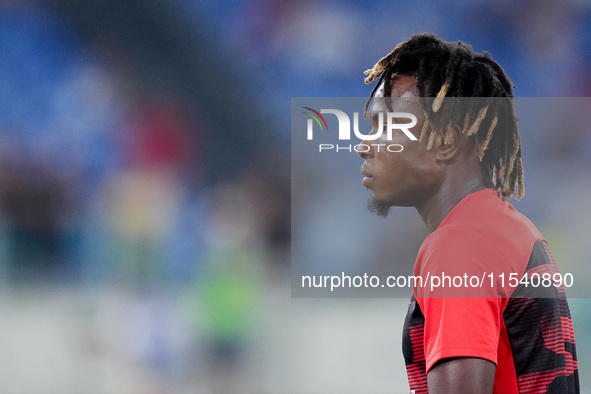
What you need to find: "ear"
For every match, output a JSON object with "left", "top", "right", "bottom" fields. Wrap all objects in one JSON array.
[{"left": 434, "top": 123, "right": 464, "bottom": 162}]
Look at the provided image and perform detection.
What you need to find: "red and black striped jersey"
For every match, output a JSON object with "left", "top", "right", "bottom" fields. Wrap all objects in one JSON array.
[{"left": 402, "top": 188, "right": 579, "bottom": 393}]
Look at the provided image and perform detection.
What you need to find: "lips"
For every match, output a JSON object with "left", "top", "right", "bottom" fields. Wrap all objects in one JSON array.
[{"left": 360, "top": 165, "right": 373, "bottom": 187}]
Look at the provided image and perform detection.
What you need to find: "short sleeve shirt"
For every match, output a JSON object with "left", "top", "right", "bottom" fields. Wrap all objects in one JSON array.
[{"left": 402, "top": 188, "right": 579, "bottom": 393}]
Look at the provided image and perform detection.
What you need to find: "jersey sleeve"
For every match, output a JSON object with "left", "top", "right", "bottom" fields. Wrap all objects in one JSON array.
[
  {"left": 417, "top": 297, "right": 503, "bottom": 372},
  {"left": 414, "top": 225, "right": 512, "bottom": 372}
]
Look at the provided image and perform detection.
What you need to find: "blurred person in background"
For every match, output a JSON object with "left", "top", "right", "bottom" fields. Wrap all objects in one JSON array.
[
  {"left": 359, "top": 33, "right": 578, "bottom": 393},
  {"left": 188, "top": 181, "right": 265, "bottom": 392},
  {"left": 0, "top": 149, "right": 69, "bottom": 282}
]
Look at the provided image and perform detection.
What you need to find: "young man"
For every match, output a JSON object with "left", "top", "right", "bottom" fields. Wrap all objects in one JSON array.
[{"left": 358, "top": 33, "right": 579, "bottom": 393}]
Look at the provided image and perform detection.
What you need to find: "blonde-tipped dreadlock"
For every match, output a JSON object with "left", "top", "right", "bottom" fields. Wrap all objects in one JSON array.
[
  {"left": 363, "top": 33, "right": 524, "bottom": 201},
  {"left": 364, "top": 42, "right": 405, "bottom": 84}
]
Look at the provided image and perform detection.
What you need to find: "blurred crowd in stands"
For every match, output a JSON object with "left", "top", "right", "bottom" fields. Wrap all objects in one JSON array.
[{"left": 0, "top": 0, "right": 590, "bottom": 392}]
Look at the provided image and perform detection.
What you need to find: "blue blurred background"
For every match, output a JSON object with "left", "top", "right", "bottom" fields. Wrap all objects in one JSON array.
[{"left": 0, "top": 0, "right": 590, "bottom": 392}]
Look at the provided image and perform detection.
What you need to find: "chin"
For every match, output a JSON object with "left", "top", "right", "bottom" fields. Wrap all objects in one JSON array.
[{"left": 366, "top": 197, "right": 392, "bottom": 217}]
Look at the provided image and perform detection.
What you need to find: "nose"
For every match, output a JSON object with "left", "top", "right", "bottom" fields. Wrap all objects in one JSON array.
[{"left": 357, "top": 138, "right": 375, "bottom": 160}]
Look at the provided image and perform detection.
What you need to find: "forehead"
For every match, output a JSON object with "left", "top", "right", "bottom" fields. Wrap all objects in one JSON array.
[
  {"left": 369, "top": 76, "right": 421, "bottom": 118},
  {"left": 389, "top": 75, "right": 420, "bottom": 98}
]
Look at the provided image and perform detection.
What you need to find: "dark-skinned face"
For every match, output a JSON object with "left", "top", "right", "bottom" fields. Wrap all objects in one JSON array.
[{"left": 358, "top": 76, "right": 442, "bottom": 215}]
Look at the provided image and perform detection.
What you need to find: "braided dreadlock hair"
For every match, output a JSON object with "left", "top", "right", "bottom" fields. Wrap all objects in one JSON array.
[{"left": 364, "top": 33, "right": 524, "bottom": 201}]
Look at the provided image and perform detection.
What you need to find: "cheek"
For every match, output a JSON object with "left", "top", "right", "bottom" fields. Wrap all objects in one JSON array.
[
  {"left": 374, "top": 148, "right": 408, "bottom": 179},
  {"left": 381, "top": 141, "right": 437, "bottom": 181}
]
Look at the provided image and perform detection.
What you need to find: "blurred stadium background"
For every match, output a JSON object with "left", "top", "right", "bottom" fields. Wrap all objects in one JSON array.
[{"left": 0, "top": 0, "right": 590, "bottom": 393}]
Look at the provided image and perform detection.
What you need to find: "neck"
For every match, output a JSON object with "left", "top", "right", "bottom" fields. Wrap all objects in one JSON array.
[{"left": 416, "top": 178, "right": 489, "bottom": 233}]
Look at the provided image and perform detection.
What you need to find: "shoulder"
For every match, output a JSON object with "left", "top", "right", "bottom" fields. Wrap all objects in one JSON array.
[
  {"left": 418, "top": 224, "right": 500, "bottom": 264},
  {"left": 416, "top": 225, "right": 506, "bottom": 292},
  {"left": 414, "top": 226, "right": 510, "bottom": 301},
  {"left": 440, "top": 188, "right": 543, "bottom": 242},
  {"left": 419, "top": 189, "right": 544, "bottom": 270}
]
